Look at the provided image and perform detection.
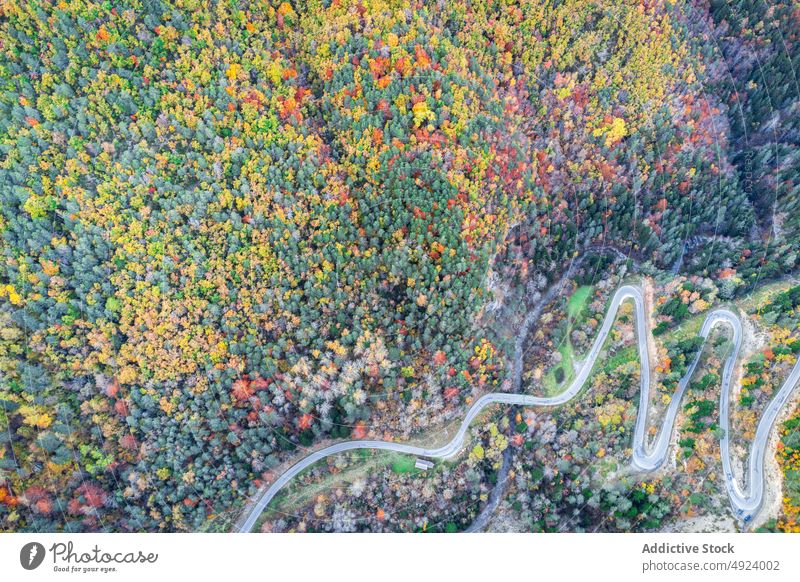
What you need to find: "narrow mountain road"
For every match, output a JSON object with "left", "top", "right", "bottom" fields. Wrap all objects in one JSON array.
[{"left": 237, "top": 285, "right": 800, "bottom": 532}]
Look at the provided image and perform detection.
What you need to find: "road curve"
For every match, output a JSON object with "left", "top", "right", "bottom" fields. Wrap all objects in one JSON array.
[{"left": 238, "top": 284, "right": 800, "bottom": 532}]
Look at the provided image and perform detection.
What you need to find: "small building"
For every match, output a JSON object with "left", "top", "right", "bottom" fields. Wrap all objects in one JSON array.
[{"left": 414, "top": 458, "right": 435, "bottom": 471}]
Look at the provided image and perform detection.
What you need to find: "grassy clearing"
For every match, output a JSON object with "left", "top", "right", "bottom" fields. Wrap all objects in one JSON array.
[
  {"left": 541, "top": 285, "right": 593, "bottom": 396},
  {"left": 603, "top": 344, "right": 637, "bottom": 374},
  {"left": 662, "top": 312, "right": 704, "bottom": 344},
  {"left": 568, "top": 285, "right": 593, "bottom": 322},
  {"left": 542, "top": 341, "right": 576, "bottom": 396},
  {"left": 390, "top": 454, "right": 422, "bottom": 474}
]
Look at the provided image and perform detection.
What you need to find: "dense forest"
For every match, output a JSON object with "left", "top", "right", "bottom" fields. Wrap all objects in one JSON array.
[{"left": 1, "top": 0, "right": 798, "bottom": 532}]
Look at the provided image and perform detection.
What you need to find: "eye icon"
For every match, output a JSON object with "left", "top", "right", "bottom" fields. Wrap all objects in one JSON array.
[{"left": 20, "top": 542, "right": 46, "bottom": 570}]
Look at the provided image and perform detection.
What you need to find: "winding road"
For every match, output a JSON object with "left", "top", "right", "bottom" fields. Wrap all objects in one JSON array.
[{"left": 238, "top": 284, "right": 800, "bottom": 532}]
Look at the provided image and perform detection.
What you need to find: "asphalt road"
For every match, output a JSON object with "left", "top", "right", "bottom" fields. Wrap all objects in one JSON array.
[{"left": 238, "top": 285, "right": 800, "bottom": 532}]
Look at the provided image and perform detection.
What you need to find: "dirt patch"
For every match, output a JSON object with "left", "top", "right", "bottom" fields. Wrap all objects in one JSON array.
[
  {"left": 642, "top": 277, "right": 672, "bottom": 452},
  {"left": 739, "top": 307, "right": 769, "bottom": 356},
  {"left": 665, "top": 512, "right": 737, "bottom": 532},
  {"left": 643, "top": 278, "right": 659, "bottom": 392}
]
